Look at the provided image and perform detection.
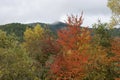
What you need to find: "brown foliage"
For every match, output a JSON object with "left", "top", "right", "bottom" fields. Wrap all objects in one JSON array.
[{"left": 111, "top": 37, "right": 120, "bottom": 68}]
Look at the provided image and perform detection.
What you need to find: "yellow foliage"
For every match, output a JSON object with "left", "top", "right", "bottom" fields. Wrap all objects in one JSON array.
[
  {"left": 23, "top": 24, "right": 45, "bottom": 57},
  {"left": 24, "top": 24, "right": 44, "bottom": 42}
]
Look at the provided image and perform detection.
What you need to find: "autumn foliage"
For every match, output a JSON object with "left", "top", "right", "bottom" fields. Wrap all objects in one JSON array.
[
  {"left": 49, "top": 14, "right": 91, "bottom": 80},
  {"left": 0, "top": 12, "right": 119, "bottom": 80},
  {"left": 57, "top": 14, "right": 91, "bottom": 53},
  {"left": 48, "top": 14, "right": 120, "bottom": 80},
  {"left": 19, "top": 13, "right": 120, "bottom": 80},
  {"left": 111, "top": 38, "right": 120, "bottom": 76}
]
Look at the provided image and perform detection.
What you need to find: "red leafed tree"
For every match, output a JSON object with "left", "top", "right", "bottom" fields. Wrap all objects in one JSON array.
[
  {"left": 57, "top": 14, "right": 91, "bottom": 53},
  {"left": 41, "top": 36, "right": 60, "bottom": 55},
  {"left": 50, "top": 13, "right": 91, "bottom": 80}
]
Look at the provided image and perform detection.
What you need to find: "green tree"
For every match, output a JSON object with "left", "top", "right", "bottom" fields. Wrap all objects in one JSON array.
[
  {"left": 0, "top": 30, "right": 17, "bottom": 48},
  {"left": 84, "top": 21, "right": 118, "bottom": 80},
  {"left": 0, "top": 30, "right": 38, "bottom": 80},
  {"left": 93, "top": 21, "right": 111, "bottom": 49}
]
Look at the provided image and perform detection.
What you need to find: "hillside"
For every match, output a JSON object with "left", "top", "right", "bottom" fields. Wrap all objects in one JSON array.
[
  {"left": 0, "top": 22, "right": 119, "bottom": 41},
  {"left": 0, "top": 22, "right": 66, "bottom": 41}
]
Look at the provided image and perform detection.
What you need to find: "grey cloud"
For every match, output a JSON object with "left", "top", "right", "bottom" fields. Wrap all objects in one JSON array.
[{"left": 0, "top": 0, "right": 111, "bottom": 25}]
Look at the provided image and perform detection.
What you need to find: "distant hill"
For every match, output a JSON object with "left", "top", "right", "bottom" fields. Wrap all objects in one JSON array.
[
  {"left": 111, "top": 28, "right": 120, "bottom": 37},
  {"left": 27, "top": 21, "right": 67, "bottom": 32},
  {"left": 0, "top": 22, "right": 119, "bottom": 41},
  {"left": 0, "top": 22, "right": 67, "bottom": 41}
]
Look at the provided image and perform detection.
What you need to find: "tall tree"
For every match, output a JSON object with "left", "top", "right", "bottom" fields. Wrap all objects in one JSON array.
[
  {"left": 24, "top": 24, "right": 46, "bottom": 64},
  {"left": 23, "top": 24, "right": 48, "bottom": 79},
  {"left": 93, "top": 21, "right": 111, "bottom": 49},
  {"left": 50, "top": 14, "right": 91, "bottom": 80},
  {"left": 24, "top": 24, "right": 60, "bottom": 79},
  {"left": 107, "top": 0, "right": 120, "bottom": 27}
]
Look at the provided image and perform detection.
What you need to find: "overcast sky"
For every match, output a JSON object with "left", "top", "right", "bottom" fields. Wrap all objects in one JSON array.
[{"left": 0, "top": 0, "right": 112, "bottom": 27}]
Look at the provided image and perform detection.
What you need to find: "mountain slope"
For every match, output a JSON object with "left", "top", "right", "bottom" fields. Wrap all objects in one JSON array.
[
  {"left": 0, "top": 22, "right": 119, "bottom": 41},
  {"left": 0, "top": 22, "right": 66, "bottom": 41}
]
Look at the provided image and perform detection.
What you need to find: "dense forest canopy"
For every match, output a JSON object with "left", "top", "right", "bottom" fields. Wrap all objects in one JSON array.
[{"left": 0, "top": 0, "right": 120, "bottom": 80}]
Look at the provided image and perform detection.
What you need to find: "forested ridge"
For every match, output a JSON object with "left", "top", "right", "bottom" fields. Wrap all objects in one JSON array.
[{"left": 0, "top": 22, "right": 119, "bottom": 42}]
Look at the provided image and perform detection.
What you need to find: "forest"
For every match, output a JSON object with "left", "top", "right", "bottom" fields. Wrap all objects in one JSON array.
[{"left": 0, "top": 0, "right": 120, "bottom": 80}]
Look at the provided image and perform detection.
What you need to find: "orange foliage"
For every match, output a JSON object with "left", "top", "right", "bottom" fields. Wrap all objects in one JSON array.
[
  {"left": 115, "top": 78, "right": 120, "bottom": 80},
  {"left": 111, "top": 37, "right": 120, "bottom": 68},
  {"left": 112, "top": 38, "right": 120, "bottom": 76},
  {"left": 111, "top": 37, "right": 120, "bottom": 56},
  {"left": 50, "top": 53, "right": 88, "bottom": 80},
  {"left": 50, "top": 13, "right": 91, "bottom": 80},
  {"left": 57, "top": 14, "right": 91, "bottom": 54}
]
